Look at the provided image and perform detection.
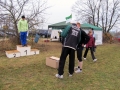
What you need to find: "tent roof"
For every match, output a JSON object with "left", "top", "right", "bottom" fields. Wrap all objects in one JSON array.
[
  {"left": 48, "top": 21, "right": 70, "bottom": 29},
  {"left": 48, "top": 21, "right": 102, "bottom": 30},
  {"left": 81, "top": 23, "right": 102, "bottom": 30}
]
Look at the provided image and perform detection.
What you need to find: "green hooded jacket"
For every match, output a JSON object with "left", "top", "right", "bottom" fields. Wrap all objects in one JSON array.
[
  {"left": 61, "top": 25, "right": 71, "bottom": 38},
  {"left": 18, "top": 19, "right": 28, "bottom": 32}
]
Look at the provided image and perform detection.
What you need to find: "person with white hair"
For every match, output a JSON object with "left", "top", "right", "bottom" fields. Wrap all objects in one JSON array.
[
  {"left": 75, "top": 22, "right": 90, "bottom": 73},
  {"left": 55, "top": 20, "right": 81, "bottom": 79}
]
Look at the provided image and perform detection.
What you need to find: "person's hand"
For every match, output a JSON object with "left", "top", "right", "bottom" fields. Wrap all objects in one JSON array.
[
  {"left": 82, "top": 44, "right": 84, "bottom": 47},
  {"left": 94, "top": 46, "right": 97, "bottom": 48}
]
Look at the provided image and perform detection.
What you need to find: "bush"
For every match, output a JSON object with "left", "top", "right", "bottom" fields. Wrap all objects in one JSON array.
[{"left": 103, "top": 33, "right": 114, "bottom": 44}]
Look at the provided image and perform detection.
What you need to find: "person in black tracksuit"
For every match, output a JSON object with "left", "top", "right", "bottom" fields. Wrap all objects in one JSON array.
[
  {"left": 75, "top": 22, "right": 90, "bottom": 73},
  {"left": 55, "top": 21, "right": 81, "bottom": 78}
]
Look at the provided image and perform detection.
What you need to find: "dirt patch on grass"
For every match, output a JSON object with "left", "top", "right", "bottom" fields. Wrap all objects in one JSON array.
[{"left": 31, "top": 41, "right": 62, "bottom": 52}]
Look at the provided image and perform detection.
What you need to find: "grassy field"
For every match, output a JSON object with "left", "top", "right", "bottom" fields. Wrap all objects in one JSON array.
[{"left": 0, "top": 41, "right": 120, "bottom": 90}]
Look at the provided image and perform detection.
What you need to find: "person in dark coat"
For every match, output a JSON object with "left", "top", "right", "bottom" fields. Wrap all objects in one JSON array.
[
  {"left": 55, "top": 20, "right": 81, "bottom": 79},
  {"left": 83, "top": 30, "right": 97, "bottom": 62}
]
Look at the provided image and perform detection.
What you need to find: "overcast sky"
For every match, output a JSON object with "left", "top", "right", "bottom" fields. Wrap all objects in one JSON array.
[{"left": 43, "top": 0, "right": 77, "bottom": 29}]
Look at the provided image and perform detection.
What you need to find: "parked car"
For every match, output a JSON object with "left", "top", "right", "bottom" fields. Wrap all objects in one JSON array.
[
  {"left": 114, "top": 36, "right": 120, "bottom": 42},
  {"left": 0, "top": 31, "right": 6, "bottom": 37},
  {"left": 28, "top": 30, "right": 36, "bottom": 36},
  {"left": 37, "top": 29, "right": 51, "bottom": 38}
]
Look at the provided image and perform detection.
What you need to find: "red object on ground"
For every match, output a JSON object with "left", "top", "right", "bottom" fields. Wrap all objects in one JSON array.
[{"left": 44, "top": 40, "right": 50, "bottom": 42}]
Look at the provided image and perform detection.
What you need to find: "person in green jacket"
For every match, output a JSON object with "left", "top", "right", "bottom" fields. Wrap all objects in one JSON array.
[
  {"left": 18, "top": 15, "right": 28, "bottom": 46},
  {"left": 55, "top": 20, "right": 81, "bottom": 79}
]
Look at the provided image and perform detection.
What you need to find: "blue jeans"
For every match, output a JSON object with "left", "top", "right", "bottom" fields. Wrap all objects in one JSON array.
[{"left": 20, "top": 31, "right": 27, "bottom": 46}]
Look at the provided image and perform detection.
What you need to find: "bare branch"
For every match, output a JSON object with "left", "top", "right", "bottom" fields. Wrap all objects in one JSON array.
[
  {"left": 0, "top": 0, "right": 50, "bottom": 44},
  {"left": 72, "top": 0, "right": 120, "bottom": 33}
]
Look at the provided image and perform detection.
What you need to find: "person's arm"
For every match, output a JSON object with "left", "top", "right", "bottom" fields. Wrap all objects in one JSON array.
[
  {"left": 26, "top": 20, "right": 28, "bottom": 30},
  {"left": 82, "top": 30, "right": 90, "bottom": 44},
  {"left": 92, "top": 37, "right": 95, "bottom": 47},
  {"left": 61, "top": 25, "right": 71, "bottom": 38}
]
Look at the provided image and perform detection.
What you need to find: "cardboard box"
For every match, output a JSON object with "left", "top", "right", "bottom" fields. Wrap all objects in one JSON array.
[{"left": 46, "top": 56, "right": 60, "bottom": 69}]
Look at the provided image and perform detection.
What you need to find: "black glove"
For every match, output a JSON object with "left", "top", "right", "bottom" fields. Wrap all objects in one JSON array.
[{"left": 94, "top": 46, "right": 97, "bottom": 48}]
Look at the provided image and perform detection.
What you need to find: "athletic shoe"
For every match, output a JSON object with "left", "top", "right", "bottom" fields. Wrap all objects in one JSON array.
[
  {"left": 83, "top": 57, "right": 86, "bottom": 60},
  {"left": 55, "top": 74, "right": 63, "bottom": 79},
  {"left": 75, "top": 69, "right": 82, "bottom": 73},
  {"left": 74, "top": 66, "right": 79, "bottom": 70},
  {"left": 24, "top": 44, "right": 27, "bottom": 47},
  {"left": 93, "top": 59, "right": 97, "bottom": 62},
  {"left": 69, "top": 73, "right": 72, "bottom": 77}
]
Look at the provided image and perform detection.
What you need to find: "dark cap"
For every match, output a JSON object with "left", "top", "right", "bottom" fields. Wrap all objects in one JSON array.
[
  {"left": 91, "top": 28, "right": 94, "bottom": 30},
  {"left": 21, "top": 15, "right": 25, "bottom": 18}
]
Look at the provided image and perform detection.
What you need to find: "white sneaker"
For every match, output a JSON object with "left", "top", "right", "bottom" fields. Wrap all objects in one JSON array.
[
  {"left": 93, "top": 59, "right": 97, "bottom": 62},
  {"left": 83, "top": 57, "right": 86, "bottom": 60},
  {"left": 75, "top": 69, "right": 82, "bottom": 73},
  {"left": 74, "top": 66, "right": 78, "bottom": 70},
  {"left": 55, "top": 74, "right": 63, "bottom": 79},
  {"left": 69, "top": 73, "right": 72, "bottom": 77}
]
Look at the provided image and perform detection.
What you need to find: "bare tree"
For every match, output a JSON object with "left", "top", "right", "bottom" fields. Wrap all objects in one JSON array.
[
  {"left": 72, "top": 0, "right": 120, "bottom": 33},
  {"left": 0, "top": 0, "right": 49, "bottom": 43}
]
